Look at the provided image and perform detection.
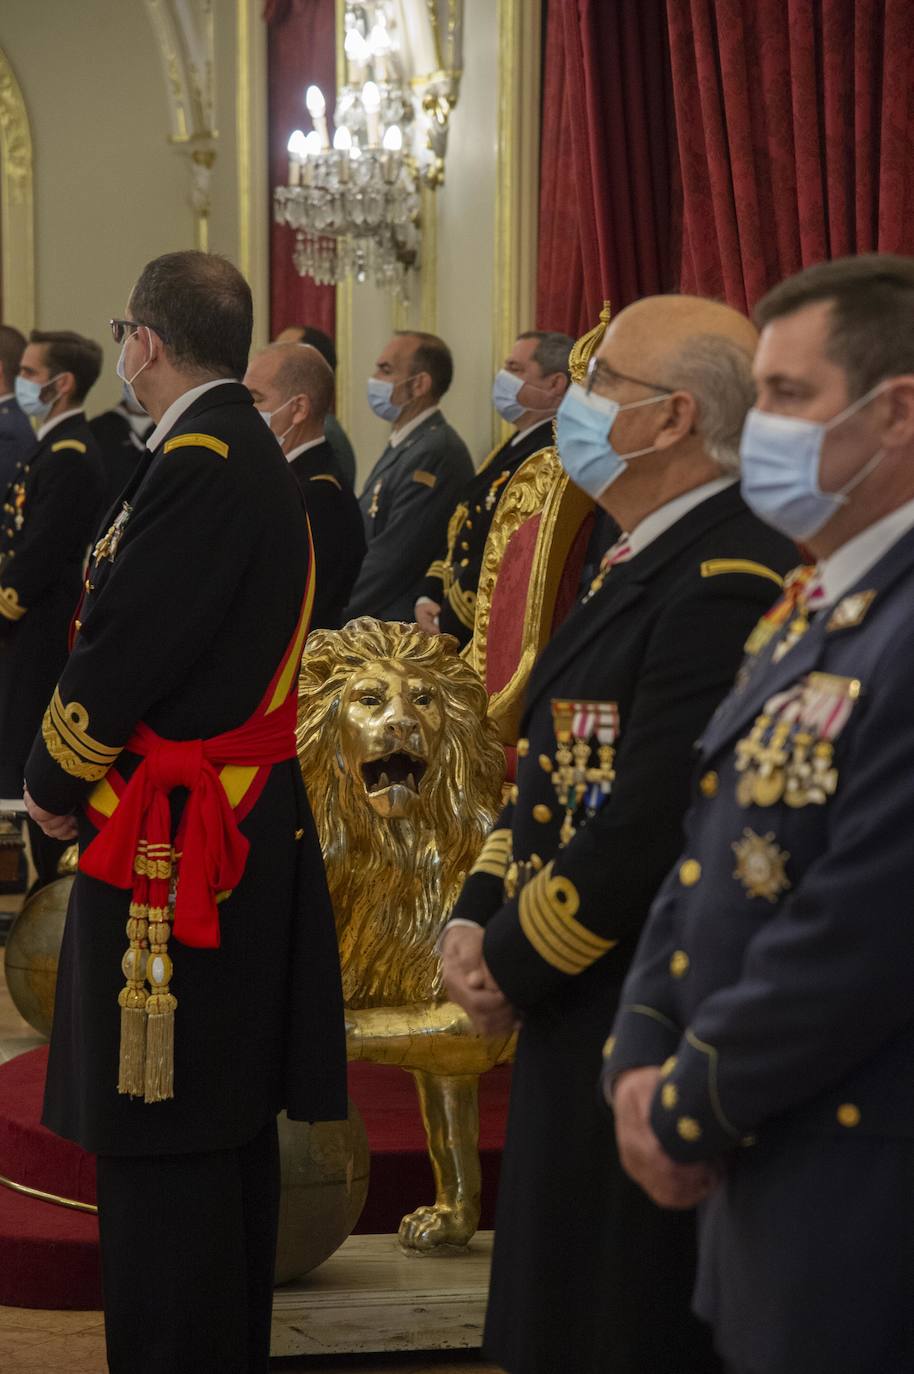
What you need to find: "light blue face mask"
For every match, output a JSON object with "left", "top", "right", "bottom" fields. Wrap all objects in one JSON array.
[
  {"left": 15, "top": 374, "right": 63, "bottom": 421},
  {"left": 740, "top": 382, "right": 888, "bottom": 540},
  {"left": 491, "top": 369, "right": 555, "bottom": 424},
  {"left": 555, "top": 381, "right": 670, "bottom": 499},
  {"left": 367, "top": 374, "right": 419, "bottom": 424}
]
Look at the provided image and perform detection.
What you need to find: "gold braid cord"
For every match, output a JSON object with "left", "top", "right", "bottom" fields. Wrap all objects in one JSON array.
[{"left": 117, "top": 843, "right": 178, "bottom": 1102}]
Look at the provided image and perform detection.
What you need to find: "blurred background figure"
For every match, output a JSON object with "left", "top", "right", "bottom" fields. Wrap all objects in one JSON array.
[
  {"left": 0, "top": 325, "right": 33, "bottom": 492},
  {"left": 89, "top": 381, "right": 154, "bottom": 516},
  {"left": 273, "top": 323, "right": 356, "bottom": 488}
]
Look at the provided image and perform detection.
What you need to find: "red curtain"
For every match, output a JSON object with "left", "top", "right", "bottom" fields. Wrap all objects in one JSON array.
[
  {"left": 266, "top": 0, "right": 336, "bottom": 338},
  {"left": 667, "top": 0, "right": 914, "bottom": 312},
  {"left": 536, "top": 0, "right": 678, "bottom": 336}
]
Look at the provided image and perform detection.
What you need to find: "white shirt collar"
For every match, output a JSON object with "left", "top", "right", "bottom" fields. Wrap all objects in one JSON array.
[
  {"left": 146, "top": 378, "right": 236, "bottom": 451},
  {"left": 626, "top": 476, "right": 737, "bottom": 559},
  {"left": 0, "top": 392, "right": 14, "bottom": 405},
  {"left": 38, "top": 407, "right": 84, "bottom": 441},
  {"left": 815, "top": 496, "right": 914, "bottom": 608},
  {"left": 510, "top": 415, "right": 554, "bottom": 447},
  {"left": 389, "top": 404, "right": 439, "bottom": 448},
  {"left": 285, "top": 435, "right": 327, "bottom": 463}
]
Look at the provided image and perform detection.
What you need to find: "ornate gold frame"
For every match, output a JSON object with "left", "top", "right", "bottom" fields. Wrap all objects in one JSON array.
[{"left": 0, "top": 47, "right": 35, "bottom": 331}]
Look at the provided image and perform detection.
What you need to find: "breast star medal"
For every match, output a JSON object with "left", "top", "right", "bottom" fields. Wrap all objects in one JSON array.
[{"left": 732, "top": 828, "right": 791, "bottom": 902}]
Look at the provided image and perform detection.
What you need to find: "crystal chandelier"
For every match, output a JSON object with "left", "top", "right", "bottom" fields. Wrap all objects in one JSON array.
[{"left": 273, "top": 1, "right": 461, "bottom": 301}]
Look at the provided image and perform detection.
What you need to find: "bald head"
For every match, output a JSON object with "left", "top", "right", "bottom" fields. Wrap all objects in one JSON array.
[
  {"left": 594, "top": 294, "right": 758, "bottom": 472},
  {"left": 243, "top": 342, "right": 335, "bottom": 453}
]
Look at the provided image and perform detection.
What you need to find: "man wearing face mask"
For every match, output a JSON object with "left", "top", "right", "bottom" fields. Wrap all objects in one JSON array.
[
  {"left": 89, "top": 381, "right": 154, "bottom": 514},
  {"left": 414, "top": 330, "right": 573, "bottom": 645},
  {"left": 272, "top": 322, "right": 357, "bottom": 488},
  {"left": 0, "top": 324, "right": 34, "bottom": 491},
  {"left": 346, "top": 330, "right": 473, "bottom": 621},
  {"left": 0, "top": 329, "right": 105, "bottom": 889},
  {"left": 21, "top": 252, "right": 346, "bottom": 1374},
  {"left": 605, "top": 256, "right": 914, "bottom": 1374},
  {"left": 440, "top": 294, "right": 796, "bottom": 1374},
  {"left": 244, "top": 340, "right": 365, "bottom": 629}
]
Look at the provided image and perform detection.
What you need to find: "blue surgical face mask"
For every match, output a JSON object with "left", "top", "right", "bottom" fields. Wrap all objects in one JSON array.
[
  {"left": 491, "top": 369, "right": 555, "bottom": 424},
  {"left": 367, "top": 374, "right": 419, "bottom": 424},
  {"left": 556, "top": 381, "right": 670, "bottom": 499},
  {"left": 15, "top": 373, "right": 63, "bottom": 421},
  {"left": 116, "top": 327, "right": 152, "bottom": 410},
  {"left": 740, "top": 383, "right": 888, "bottom": 540}
]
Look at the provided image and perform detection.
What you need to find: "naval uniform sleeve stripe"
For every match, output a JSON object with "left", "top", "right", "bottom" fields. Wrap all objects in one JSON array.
[
  {"left": 446, "top": 578, "right": 476, "bottom": 630},
  {"left": 470, "top": 828, "right": 512, "bottom": 879},
  {"left": 51, "top": 439, "right": 87, "bottom": 454},
  {"left": 700, "top": 559, "right": 784, "bottom": 588},
  {"left": 163, "top": 432, "right": 230, "bottom": 459},
  {"left": 525, "top": 880, "right": 613, "bottom": 969},
  {"left": 519, "top": 893, "right": 585, "bottom": 975},
  {"left": 684, "top": 1027, "right": 743, "bottom": 1140},
  {"left": 48, "top": 690, "right": 120, "bottom": 764},
  {"left": 625, "top": 1003, "right": 680, "bottom": 1033},
  {"left": 0, "top": 586, "right": 25, "bottom": 621}
]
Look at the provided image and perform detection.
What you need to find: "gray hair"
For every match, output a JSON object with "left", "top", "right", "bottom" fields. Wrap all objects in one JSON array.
[
  {"left": 517, "top": 330, "right": 575, "bottom": 381},
  {"left": 662, "top": 334, "right": 756, "bottom": 474}
]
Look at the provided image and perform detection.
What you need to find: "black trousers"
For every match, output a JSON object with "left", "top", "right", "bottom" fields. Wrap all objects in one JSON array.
[{"left": 95, "top": 1117, "right": 280, "bottom": 1374}]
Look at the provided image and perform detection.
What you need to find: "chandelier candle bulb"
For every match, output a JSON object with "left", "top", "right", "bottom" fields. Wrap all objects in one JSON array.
[
  {"left": 362, "top": 81, "right": 381, "bottom": 147},
  {"left": 333, "top": 125, "right": 352, "bottom": 182},
  {"left": 286, "top": 129, "right": 307, "bottom": 187},
  {"left": 369, "top": 21, "right": 391, "bottom": 81},
  {"left": 306, "top": 84, "right": 330, "bottom": 149},
  {"left": 344, "top": 25, "right": 370, "bottom": 83}
]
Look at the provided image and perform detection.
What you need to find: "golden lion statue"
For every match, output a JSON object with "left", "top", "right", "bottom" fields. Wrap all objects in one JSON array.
[{"left": 297, "top": 618, "right": 512, "bottom": 1250}]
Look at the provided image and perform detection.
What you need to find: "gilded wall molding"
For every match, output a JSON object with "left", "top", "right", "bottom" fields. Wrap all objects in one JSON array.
[
  {"left": 492, "top": 0, "right": 541, "bottom": 446},
  {"left": 0, "top": 47, "right": 35, "bottom": 330}
]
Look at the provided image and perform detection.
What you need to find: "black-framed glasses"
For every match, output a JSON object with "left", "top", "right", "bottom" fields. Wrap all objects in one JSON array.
[
  {"left": 585, "top": 355, "right": 674, "bottom": 397},
  {"left": 109, "top": 318, "right": 169, "bottom": 345}
]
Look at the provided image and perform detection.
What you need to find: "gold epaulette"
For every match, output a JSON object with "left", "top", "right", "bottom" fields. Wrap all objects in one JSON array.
[
  {"left": 51, "top": 439, "right": 87, "bottom": 454},
  {"left": 0, "top": 585, "right": 25, "bottom": 622},
  {"left": 700, "top": 559, "right": 784, "bottom": 588},
  {"left": 310, "top": 472, "right": 341, "bottom": 490},
  {"left": 163, "top": 432, "right": 229, "bottom": 460},
  {"left": 41, "top": 688, "right": 120, "bottom": 781}
]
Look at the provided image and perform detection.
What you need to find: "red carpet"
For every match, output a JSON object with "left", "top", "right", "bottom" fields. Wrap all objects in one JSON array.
[{"left": 0, "top": 1046, "right": 510, "bottom": 1309}]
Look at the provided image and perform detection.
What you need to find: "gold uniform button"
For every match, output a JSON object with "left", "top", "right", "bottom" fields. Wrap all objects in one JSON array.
[
  {"left": 669, "top": 950, "right": 690, "bottom": 978},
  {"left": 516, "top": 738, "right": 530, "bottom": 757},
  {"left": 539, "top": 754, "right": 553, "bottom": 773},
  {"left": 294, "top": 827, "right": 305, "bottom": 840},
  {"left": 677, "top": 1116, "right": 702, "bottom": 1142},
  {"left": 837, "top": 1103, "right": 861, "bottom": 1128},
  {"left": 602, "top": 1034, "right": 616, "bottom": 1058},
  {"left": 679, "top": 859, "right": 702, "bottom": 887},
  {"left": 532, "top": 804, "right": 553, "bottom": 824},
  {"left": 508, "top": 784, "right": 519, "bottom": 803},
  {"left": 699, "top": 771, "right": 719, "bottom": 798},
  {"left": 660, "top": 1055, "right": 677, "bottom": 1078},
  {"left": 661, "top": 1082, "right": 678, "bottom": 1109}
]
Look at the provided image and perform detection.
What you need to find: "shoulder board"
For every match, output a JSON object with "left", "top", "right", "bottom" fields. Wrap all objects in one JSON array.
[
  {"left": 412, "top": 468, "right": 437, "bottom": 488},
  {"left": 700, "top": 559, "right": 783, "bottom": 588},
  {"left": 51, "top": 439, "right": 87, "bottom": 455},
  {"left": 310, "top": 472, "right": 342, "bottom": 490},
  {"left": 163, "top": 432, "right": 229, "bottom": 460}
]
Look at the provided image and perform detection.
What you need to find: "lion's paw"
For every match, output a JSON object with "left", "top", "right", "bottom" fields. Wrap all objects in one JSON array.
[{"left": 397, "top": 1203, "right": 478, "bottom": 1252}]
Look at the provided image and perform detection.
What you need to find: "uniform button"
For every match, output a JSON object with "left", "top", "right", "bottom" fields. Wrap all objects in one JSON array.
[
  {"left": 294, "top": 827, "right": 305, "bottom": 841},
  {"left": 532, "top": 804, "right": 552, "bottom": 823},
  {"left": 74, "top": 619, "right": 82, "bottom": 633},
  {"left": 516, "top": 738, "right": 529, "bottom": 757},
  {"left": 660, "top": 1055, "right": 677, "bottom": 1078},
  {"left": 508, "top": 784, "right": 519, "bottom": 803},
  {"left": 677, "top": 1116, "right": 702, "bottom": 1142},
  {"left": 661, "top": 1082, "right": 678, "bottom": 1109},
  {"left": 465, "top": 519, "right": 473, "bottom": 529},
  {"left": 669, "top": 950, "right": 690, "bottom": 978},
  {"left": 602, "top": 1034, "right": 616, "bottom": 1058},
  {"left": 679, "top": 859, "right": 702, "bottom": 887},
  {"left": 460, "top": 541, "right": 469, "bottom": 550},
  {"left": 837, "top": 1103, "right": 861, "bottom": 1128},
  {"left": 699, "top": 771, "right": 719, "bottom": 798},
  {"left": 538, "top": 754, "right": 553, "bottom": 772},
  {"left": 460, "top": 558, "right": 469, "bottom": 566}
]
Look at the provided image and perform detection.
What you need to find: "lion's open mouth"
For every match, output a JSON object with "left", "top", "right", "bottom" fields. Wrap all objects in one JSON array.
[{"left": 361, "top": 752, "right": 427, "bottom": 795}]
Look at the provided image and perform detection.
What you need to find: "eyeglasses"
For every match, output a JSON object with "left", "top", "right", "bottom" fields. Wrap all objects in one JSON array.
[
  {"left": 585, "top": 356, "right": 673, "bottom": 397},
  {"left": 109, "top": 318, "right": 169, "bottom": 345}
]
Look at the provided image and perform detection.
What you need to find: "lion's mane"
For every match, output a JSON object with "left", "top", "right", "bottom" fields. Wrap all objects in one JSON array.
[{"left": 297, "top": 618, "right": 505, "bottom": 1006}]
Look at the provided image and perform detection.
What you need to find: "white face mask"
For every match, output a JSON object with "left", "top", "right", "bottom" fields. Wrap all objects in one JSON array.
[
  {"left": 116, "top": 326, "right": 153, "bottom": 408},
  {"left": 257, "top": 396, "right": 297, "bottom": 447}
]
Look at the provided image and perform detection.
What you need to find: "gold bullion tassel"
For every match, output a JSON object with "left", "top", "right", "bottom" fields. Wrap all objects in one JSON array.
[
  {"left": 144, "top": 907, "right": 177, "bottom": 1102},
  {"left": 117, "top": 902, "right": 149, "bottom": 1097}
]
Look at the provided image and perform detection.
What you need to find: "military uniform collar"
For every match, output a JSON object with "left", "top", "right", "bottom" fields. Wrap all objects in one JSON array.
[
  {"left": 389, "top": 404, "right": 440, "bottom": 448},
  {"left": 37, "top": 407, "right": 85, "bottom": 442},
  {"left": 509, "top": 415, "right": 554, "bottom": 447},
  {"left": 624, "top": 476, "right": 737, "bottom": 559},
  {"left": 285, "top": 435, "right": 328, "bottom": 464},
  {"left": 815, "top": 495, "right": 914, "bottom": 609},
  {"left": 146, "top": 378, "right": 237, "bottom": 452}
]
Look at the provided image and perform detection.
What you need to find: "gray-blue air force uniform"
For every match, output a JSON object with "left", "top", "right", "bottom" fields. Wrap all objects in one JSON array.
[{"left": 604, "top": 522, "right": 914, "bottom": 1374}]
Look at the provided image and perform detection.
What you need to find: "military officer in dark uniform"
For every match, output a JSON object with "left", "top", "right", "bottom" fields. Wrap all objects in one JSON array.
[
  {"left": 441, "top": 294, "right": 797, "bottom": 1374},
  {"left": 244, "top": 340, "right": 365, "bottom": 630},
  {"left": 0, "top": 329, "right": 105, "bottom": 887},
  {"left": 89, "top": 381, "right": 154, "bottom": 513},
  {"left": 346, "top": 331, "right": 473, "bottom": 621},
  {"left": 414, "top": 330, "right": 574, "bottom": 646},
  {"left": 273, "top": 322, "right": 357, "bottom": 488},
  {"left": 606, "top": 255, "right": 914, "bottom": 1374},
  {"left": 0, "top": 324, "right": 33, "bottom": 491},
  {"left": 24, "top": 251, "right": 346, "bottom": 1374}
]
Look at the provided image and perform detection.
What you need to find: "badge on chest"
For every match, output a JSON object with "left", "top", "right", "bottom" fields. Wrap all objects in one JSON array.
[
  {"left": 93, "top": 501, "right": 133, "bottom": 564},
  {"left": 734, "top": 671, "right": 860, "bottom": 809},
  {"left": 550, "top": 698, "right": 620, "bottom": 844}
]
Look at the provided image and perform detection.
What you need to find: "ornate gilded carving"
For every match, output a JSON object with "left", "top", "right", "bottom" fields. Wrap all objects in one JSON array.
[
  {"left": 0, "top": 47, "right": 35, "bottom": 331},
  {"left": 297, "top": 618, "right": 513, "bottom": 1250}
]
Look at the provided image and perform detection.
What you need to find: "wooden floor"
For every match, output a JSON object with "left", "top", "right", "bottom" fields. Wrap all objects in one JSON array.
[{"left": 0, "top": 897, "right": 501, "bottom": 1373}]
